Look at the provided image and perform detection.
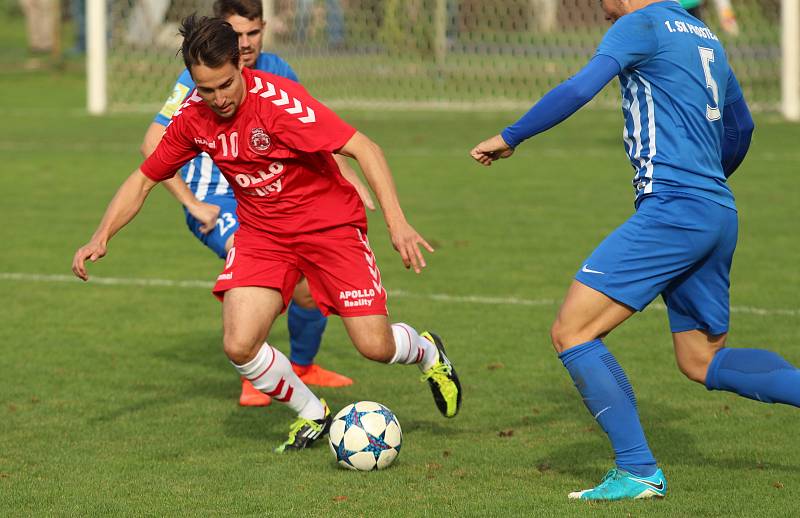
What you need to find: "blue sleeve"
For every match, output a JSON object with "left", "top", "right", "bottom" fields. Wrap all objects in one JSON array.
[
  {"left": 257, "top": 53, "right": 301, "bottom": 83},
  {"left": 724, "top": 68, "right": 744, "bottom": 106},
  {"left": 595, "top": 11, "right": 658, "bottom": 70},
  {"left": 501, "top": 55, "right": 621, "bottom": 148},
  {"left": 153, "top": 69, "right": 196, "bottom": 126},
  {"left": 720, "top": 95, "right": 754, "bottom": 178}
]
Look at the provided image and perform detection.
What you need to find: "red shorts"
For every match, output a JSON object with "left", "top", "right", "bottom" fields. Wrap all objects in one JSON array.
[{"left": 212, "top": 225, "right": 388, "bottom": 317}]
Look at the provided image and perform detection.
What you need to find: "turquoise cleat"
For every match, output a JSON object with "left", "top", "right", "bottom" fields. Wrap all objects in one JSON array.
[{"left": 568, "top": 468, "right": 667, "bottom": 501}]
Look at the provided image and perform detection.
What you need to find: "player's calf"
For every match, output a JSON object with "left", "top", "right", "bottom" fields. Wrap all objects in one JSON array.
[
  {"left": 342, "top": 315, "right": 398, "bottom": 363},
  {"left": 672, "top": 329, "right": 726, "bottom": 384},
  {"left": 705, "top": 347, "right": 800, "bottom": 406}
]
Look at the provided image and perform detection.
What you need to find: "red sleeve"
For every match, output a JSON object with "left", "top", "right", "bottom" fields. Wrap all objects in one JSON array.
[
  {"left": 140, "top": 112, "right": 199, "bottom": 182},
  {"left": 266, "top": 79, "right": 356, "bottom": 153}
]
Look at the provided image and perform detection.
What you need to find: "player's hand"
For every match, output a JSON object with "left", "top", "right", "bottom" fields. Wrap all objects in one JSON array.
[
  {"left": 470, "top": 134, "right": 515, "bottom": 166},
  {"left": 188, "top": 201, "right": 221, "bottom": 234},
  {"left": 72, "top": 240, "right": 107, "bottom": 281},
  {"left": 388, "top": 221, "right": 434, "bottom": 274}
]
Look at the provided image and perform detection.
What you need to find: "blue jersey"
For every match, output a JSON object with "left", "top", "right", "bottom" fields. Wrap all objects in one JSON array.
[
  {"left": 596, "top": 1, "right": 743, "bottom": 209},
  {"left": 153, "top": 53, "right": 299, "bottom": 200}
]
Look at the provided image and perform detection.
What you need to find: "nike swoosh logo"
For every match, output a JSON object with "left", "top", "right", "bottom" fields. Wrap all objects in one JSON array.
[
  {"left": 581, "top": 264, "right": 605, "bottom": 275},
  {"left": 593, "top": 406, "right": 611, "bottom": 419},
  {"left": 631, "top": 477, "right": 665, "bottom": 491}
]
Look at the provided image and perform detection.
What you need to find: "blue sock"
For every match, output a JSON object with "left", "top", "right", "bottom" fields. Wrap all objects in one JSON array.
[
  {"left": 287, "top": 302, "right": 328, "bottom": 366},
  {"left": 559, "top": 339, "right": 657, "bottom": 477},
  {"left": 705, "top": 348, "right": 800, "bottom": 406}
]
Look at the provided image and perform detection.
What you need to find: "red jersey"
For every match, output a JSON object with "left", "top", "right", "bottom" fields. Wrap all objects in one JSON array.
[{"left": 141, "top": 67, "right": 363, "bottom": 235}]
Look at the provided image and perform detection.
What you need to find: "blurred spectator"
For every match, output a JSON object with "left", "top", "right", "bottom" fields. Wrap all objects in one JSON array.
[
  {"left": 714, "top": 0, "right": 740, "bottom": 36},
  {"left": 680, "top": 0, "right": 739, "bottom": 36},
  {"left": 19, "top": 0, "right": 57, "bottom": 54},
  {"left": 530, "top": 0, "right": 558, "bottom": 34},
  {"left": 70, "top": 0, "right": 86, "bottom": 54},
  {"left": 125, "top": 0, "right": 171, "bottom": 46},
  {"left": 295, "top": 0, "right": 344, "bottom": 48}
]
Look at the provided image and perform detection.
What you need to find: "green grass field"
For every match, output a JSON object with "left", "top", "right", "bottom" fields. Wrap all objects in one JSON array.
[{"left": 2, "top": 11, "right": 800, "bottom": 518}]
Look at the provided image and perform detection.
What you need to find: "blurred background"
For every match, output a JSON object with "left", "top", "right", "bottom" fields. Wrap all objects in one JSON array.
[{"left": 7, "top": 0, "right": 797, "bottom": 116}]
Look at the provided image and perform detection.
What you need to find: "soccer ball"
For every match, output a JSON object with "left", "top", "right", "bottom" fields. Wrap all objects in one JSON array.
[{"left": 328, "top": 401, "right": 402, "bottom": 471}]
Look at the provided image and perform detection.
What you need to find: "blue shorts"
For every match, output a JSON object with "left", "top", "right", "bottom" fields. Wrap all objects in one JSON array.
[
  {"left": 574, "top": 193, "right": 738, "bottom": 335},
  {"left": 184, "top": 195, "right": 239, "bottom": 259}
]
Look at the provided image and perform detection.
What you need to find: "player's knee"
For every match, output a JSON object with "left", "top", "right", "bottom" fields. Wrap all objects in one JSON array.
[
  {"left": 353, "top": 335, "right": 394, "bottom": 363},
  {"left": 223, "top": 334, "right": 259, "bottom": 365},
  {"left": 676, "top": 356, "right": 711, "bottom": 384},
  {"left": 292, "top": 291, "right": 316, "bottom": 309},
  {"left": 550, "top": 319, "right": 579, "bottom": 354},
  {"left": 359, "top": 341, "right": 394, "bottom": 363}
]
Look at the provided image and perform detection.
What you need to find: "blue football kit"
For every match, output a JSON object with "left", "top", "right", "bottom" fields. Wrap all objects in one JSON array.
[
  {"left": 499, "top": 2, "right": 799, "bottom": 494},
  {"left": 573, "top": 1, "right": 742, "bottom": 335},
  {"left": 504, "top": 1, "right": 747, "bottom": 335},
  {"left": 154, "top": 53, "right": 299, "bottom": 258}
]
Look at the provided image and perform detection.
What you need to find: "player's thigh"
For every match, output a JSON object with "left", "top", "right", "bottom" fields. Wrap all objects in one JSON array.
[
  {"left": 551, "top": 280, "right": 635, "bottom": 352},
  {"left": 295, "top": 226, "right": 388, "bottom": 318},
  {"left": 672, "top": 329, "right": 727, "bottom": 383},
  {"left": 341, "top": 314, "right": 394, "bottom": 362},
  {"left": 213, "top": 230, "right": 303, "bottom": 348},
  {"left": 292, "top": 277, "right": 317, "bottom": 309},
  {"left": 185, "top": 195, "right": 239, "bottom": 259},
  {"left": 564, "top": 194, "right": 725, "bottom": 347},
  {"left": 222, "top": 286, "right": 285, "bottom": 362},
  {"left": 662, "top": 204, "right": 738, "bottom": 336}
]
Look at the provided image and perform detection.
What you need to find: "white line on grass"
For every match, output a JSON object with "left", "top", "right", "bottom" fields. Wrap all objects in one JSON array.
[{"left": 2, "top": 272, "right": 798, "bottom": 318}]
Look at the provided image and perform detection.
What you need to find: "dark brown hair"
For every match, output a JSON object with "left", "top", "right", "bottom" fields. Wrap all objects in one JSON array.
[
  {"left": 179, "top": 14, "right": 240, "bottom": 71},
  {"left": 213, "top": 0, "right": 263, "bottom": 21}
]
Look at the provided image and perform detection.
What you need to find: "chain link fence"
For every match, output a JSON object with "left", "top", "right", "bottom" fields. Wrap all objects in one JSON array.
[{"left": 105, "top": 0, "right": 783, "bottom": 112}]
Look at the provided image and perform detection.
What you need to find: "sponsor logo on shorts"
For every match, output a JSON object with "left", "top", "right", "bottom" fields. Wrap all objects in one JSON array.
[
  {"left": 581, "top": 264, "right": 605, "bottom": 275},
  {"left": 217, "top": 272, "right": 233, "bottom": 281},
  {"left": 339, "top": 288, "right": 376, "bottom": 308}
]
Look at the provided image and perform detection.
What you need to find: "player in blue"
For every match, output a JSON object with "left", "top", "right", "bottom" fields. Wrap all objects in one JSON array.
[
  {"left": 471, "top": 0, "right": 799, "bottom": 501},
  {"left": 140, "top": 0, "right": 374, "bottom": 406}
]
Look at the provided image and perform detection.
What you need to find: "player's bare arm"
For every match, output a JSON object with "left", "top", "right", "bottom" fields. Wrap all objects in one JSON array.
[
  {"left": 334, "top": 154, "right": 375, "bottom": 210},
  {"left": 140, "top": 121, "right": 219, "bottom": 233},
  {"left": 339, "top": 131, "right": 434, "bottom": 274},
  {"left": 470, "top": 134, "right": 515, "bottom": 166},
  {"left": 72, "top": 169, "right": 158, "bottom": 281}
]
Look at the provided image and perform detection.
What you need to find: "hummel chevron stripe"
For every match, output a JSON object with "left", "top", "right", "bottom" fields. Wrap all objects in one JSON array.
[
  {"left": 251, "top": 79, "right": 317, "bottom": 123},
  {"left": 285, "top": 98, "right": 304, "bottom": 114}
]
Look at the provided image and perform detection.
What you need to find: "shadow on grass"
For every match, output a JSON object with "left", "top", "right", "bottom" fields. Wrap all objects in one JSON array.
[{"left": 526, "top": 388, "right": 800, "bottom": 480}]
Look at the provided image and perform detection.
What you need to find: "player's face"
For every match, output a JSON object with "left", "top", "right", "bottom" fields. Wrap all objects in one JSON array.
[
  {"left": 191, "top": 61, "right": 245, "bottom": 118},
  {"left": 226, "top": 14, "right": 265, "bottom": 68},
  {"left": 600, "top": 0, "right": 628, "bottom": 21}
]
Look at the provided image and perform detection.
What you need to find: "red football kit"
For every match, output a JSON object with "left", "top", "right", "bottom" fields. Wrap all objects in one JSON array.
[{"left": 141, "top": 67, "right": 387, "bottom": 316}]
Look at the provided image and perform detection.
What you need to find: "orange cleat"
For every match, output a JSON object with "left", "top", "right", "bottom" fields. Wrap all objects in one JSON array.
[
  {"left": 292, "top": 363, "right": 353, "bottom": 387},
  {"left": 239, "top": 377, "right": 273, "bottom": 407}
]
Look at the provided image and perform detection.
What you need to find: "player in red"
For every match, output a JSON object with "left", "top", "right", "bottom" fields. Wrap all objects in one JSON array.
[{"left": 72, "top": 14, "right": 462, "bottom": 451}]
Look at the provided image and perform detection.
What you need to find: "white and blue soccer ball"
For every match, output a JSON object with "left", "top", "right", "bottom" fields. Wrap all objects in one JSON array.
[{"left": 328, "top": 401, "right": 402, "bottom": 471}]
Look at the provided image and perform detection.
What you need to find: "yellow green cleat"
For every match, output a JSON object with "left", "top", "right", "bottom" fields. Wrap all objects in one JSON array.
[
  {"left": 274, "top": 399, "right": 332, "bottom": 453},
  {"left": 420, "top": 332, "right": 462, "bottom": 418}
]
